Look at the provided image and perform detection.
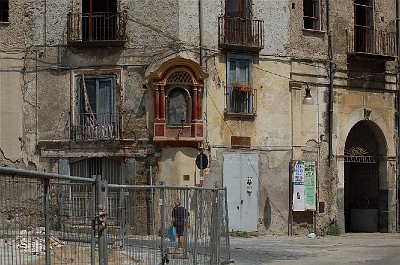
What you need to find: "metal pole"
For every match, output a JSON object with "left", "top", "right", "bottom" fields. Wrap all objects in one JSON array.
[
  {"left": 44, "top": 179, "right": 51, "bottom": 265},
  {"left": 288, "top": 162, "right": 293, "bottom": 236},
  {"left": 210, "top": 190, "right": 218, "bottom": 264},
  {"left": 160, "top": 184, "right": 167, "bottom": 264},
  {"left": 97, "top": 176, "right": 108, "bottom": 265},
  {"left": 215, "top": 191, "right": 221, "bottom": 264},
  {"left": 327, "top": 0, "right": 334, "bottom": 166},
  {"left": 119, "top": 186, "right": 126, "bottom": 247},
  {"left": 193, "top": 189, "right": 199, "bottom": 264},
  {"left": 186, "top": 189, "right": 191, "bottom": 251},
  {"left": 91, "top": 176, "right": 96, "bottom": 265},
  {"left": 199, "top": 190, "right": 204, "bottom": 259},
  {"left": 224, "top": 187, "right": 231, "bottom": 262},
  {"left": 150, "top": 166, "right": 155, "bottom": 235}
]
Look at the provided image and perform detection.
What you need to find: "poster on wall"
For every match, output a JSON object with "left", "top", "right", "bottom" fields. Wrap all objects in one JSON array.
[
  {"left": 292, "top": 160, "right": 316, "bottom": 211},
  {"left": 292, "top": 183, "right": 306, "bottom": 211},
  {"left": 304, "top": 161, "right": 316, "bottom": 211}
]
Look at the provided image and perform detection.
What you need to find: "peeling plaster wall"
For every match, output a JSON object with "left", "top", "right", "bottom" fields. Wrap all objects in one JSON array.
[
  {"left": 256, "top": 0, "right": 291, "bottom": 55},
  {"left": 0, "top": 0, "right": 398, "bottom": 234},
  {"left": 0, "top": 52, "right": 24, "bottom": 162},
  {"left": 0, "top": 0, "right": 187, "bottom": 177}
]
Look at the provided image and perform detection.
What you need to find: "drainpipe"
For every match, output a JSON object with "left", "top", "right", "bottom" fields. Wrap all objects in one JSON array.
[
  {"left": 327, "top": 0, "right": 334, "bottom": 167},
  {"left": 396, "top": 0, "right": 400, "bottom": 232},
  {"left": 44, "top": 0, "right": 47, "bottom": 53},
  {"left": 199, "top": 0, "right": 204, "bottom": 67}
]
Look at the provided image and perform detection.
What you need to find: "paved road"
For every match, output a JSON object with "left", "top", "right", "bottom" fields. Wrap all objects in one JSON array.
[{"left": 229, "top": 233, "right": 400, "bottom": 265}]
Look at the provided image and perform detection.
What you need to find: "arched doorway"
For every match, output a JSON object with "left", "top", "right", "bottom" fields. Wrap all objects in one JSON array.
[{"left": 344, "top": 121, "right": 387, "bottom": 232}]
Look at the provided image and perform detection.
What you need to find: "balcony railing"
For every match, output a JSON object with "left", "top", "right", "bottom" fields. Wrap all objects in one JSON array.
[
  {"left": 218, "top": 16, "right": 264, "bottom": 51},
  {"left": 346, "top": 27, "right": 397, "bottom": 58},
  {"left": 68, "top": 113, "right": 121, "bottom": 141},
  {"left": 225, "top": 86, "right": 257, "bottom": 119},
  {"left": 67, "top": 12, "right": 127, "bottom": 46}
]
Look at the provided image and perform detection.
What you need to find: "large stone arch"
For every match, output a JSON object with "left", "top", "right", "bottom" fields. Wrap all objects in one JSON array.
[
  {"left": 335, "top": 108, "right": 396, "bottom": 232},
  {"left": 336, "top": 108, "right": 390, "bottom": 157}
]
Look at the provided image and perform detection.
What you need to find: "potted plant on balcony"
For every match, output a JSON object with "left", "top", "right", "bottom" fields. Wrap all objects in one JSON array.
[{"left": 232, "top": 81, "right": 251, "bottom": 93}]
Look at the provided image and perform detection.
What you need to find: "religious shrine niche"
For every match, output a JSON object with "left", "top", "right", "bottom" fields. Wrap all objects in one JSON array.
[{"left": 150, "top": 58, "right": 209, "bottom": 147}]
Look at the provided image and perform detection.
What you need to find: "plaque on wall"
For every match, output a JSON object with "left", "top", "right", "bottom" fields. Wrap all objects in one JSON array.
[{"left": 231, "top": 136, "right": 251, "bottom": 148}]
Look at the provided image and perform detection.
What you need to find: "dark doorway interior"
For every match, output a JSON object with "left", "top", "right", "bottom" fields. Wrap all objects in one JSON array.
[
  {"left": 344, "top": 121, "right": 382, "bottom": 232},
  {"left": 81, "top": 0, "right": 118, "bottom": 41},
  {"left": 82, "top": 0, "right": 117, "bottom": 13}
]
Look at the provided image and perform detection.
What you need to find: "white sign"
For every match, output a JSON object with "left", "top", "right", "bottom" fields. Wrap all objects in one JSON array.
[{"left": 291, "top": 160, "right": 316, "bottom": 211}]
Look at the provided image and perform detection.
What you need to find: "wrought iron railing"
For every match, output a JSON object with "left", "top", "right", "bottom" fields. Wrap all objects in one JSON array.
[
  {"left": 67, "top": 12, "right": 127, "bottom": 44},
  {"left": 69, "top": 112, "right": 121, "bottom": 141},
  {"left": 218, "top": 16, "right": 264, "bottom": 50},
  {"left": 225, "top": 86, "right": 257, "bottom": 116},
  {"left": 346, "top": 27, "right": 396, "bottom": 57}
]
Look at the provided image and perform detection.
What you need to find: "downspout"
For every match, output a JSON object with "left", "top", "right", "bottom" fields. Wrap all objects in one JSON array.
[
  {"left": 199, "top": 0, "right": 204, "bottom": 67},
  {"left": 199, "top": 0, "right": 209, "bottom": 150},
  {"left": 396, "top": 0, "right": 400, "bottom": 232},
  {"left": 327, "top": 0, "right": 334, "bottom": 166},
  {"left": 44, "top": 0, "right": 47, "bottom": 53}
]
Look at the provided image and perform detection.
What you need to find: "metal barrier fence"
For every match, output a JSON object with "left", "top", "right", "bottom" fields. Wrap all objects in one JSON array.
[{"left": 0, "top": 167, "right": 231, "bottom": 265}]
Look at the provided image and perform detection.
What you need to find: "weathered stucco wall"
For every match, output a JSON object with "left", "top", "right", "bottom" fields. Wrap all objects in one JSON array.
[
  {"left": 0, "top": 52, "right": 24, "bottom": 162},
  {"left": 1, "top": 0, "right": 398, "bottom": 234}
]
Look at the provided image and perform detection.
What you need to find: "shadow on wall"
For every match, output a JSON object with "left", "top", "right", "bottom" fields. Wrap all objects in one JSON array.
[{"left": 263, "top": 196, "right": 271, "bottom": 230}]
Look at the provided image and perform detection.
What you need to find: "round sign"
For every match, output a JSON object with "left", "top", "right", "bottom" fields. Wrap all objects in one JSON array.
[{"left": 196, "top": 153, "right": 208, "bottom": 170}]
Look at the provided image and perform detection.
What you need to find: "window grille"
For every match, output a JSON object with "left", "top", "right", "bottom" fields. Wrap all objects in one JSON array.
[{"left": 167, "top": 70, "right": 194, "bottom": 85}]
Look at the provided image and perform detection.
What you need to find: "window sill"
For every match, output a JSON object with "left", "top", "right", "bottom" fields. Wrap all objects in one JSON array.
[
  {"left": 224, "top": 111, "right": 256, "bottom": 120},
  {"left": 0, "top": 22, "right": 10, "bottom": 26},
  {"left": 302, "top": 28, "right": 326, "bottom": 36}
]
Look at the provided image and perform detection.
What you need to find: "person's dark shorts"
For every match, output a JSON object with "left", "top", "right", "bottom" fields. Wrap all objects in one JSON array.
[{"left": 174, "top": 222, "right": 184, "bottom": 236}]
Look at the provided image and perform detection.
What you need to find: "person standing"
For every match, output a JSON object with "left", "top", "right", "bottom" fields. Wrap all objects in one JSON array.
[{"left": 172, "top": 199, "right": 190, "bottom": 249}]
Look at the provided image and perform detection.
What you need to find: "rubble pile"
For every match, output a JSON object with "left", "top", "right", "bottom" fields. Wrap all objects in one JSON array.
[{"left": 6, "top": 227, "right": 64, "bottom": 256}]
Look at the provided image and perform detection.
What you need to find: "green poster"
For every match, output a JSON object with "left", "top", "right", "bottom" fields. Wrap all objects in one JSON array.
[{"left": 304, "top": 161, "right": 316, "bottom": 211}]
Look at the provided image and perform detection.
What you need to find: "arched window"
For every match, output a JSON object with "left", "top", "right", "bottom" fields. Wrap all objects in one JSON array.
[{"left": 167, "top": 87, "right": 190, "bottom": 126}]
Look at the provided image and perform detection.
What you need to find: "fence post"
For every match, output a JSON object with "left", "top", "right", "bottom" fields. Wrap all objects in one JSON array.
[
  {"left": 184, "top": 189, "right": 189, "bottom": 252},
  {"left": 224, "top": 187, "right": 231, "bottom": 262},
  {"left": 119, "top": 186, "right": 126, "bottom": 247},
  {"left": 215, "top": 190, "right": 222, "bottom": 264},
  {"left": 44, "top": 179, "right": 51, "bottom": 265},
  {"left": 91, "top": 175, "right": 96, "bottom": 265},
  {"left": 210, "top": 190, "right": 219, "bottom": 264},
  {"left": 193, "top": 189, "right": 199, "bottom": 264},
  {"left": 97, "top": 175, "right": 108, "bottom": 265},
  {"left": 160, "top": 183, "right": 168, "bottom": 264}
]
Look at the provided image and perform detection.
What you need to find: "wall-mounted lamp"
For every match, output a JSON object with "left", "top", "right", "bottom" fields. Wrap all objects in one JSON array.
[{"left": 303, "top": 85, "right": 314, "bottom": 105}]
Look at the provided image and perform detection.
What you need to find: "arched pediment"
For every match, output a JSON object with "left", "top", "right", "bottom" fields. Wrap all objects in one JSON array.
[{"left": 150, "top": 58, "right": 208, "bottom": 86}]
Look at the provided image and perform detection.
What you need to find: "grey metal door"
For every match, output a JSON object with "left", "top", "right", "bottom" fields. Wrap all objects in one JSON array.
[{"left": 223, "top": 152, "right": 259, "bottom": 231}]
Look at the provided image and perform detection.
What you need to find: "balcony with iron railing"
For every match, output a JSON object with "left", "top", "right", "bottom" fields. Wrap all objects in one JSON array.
[
  {"left": 346, "top": 27, "right": 397, "bottom": 59},
  {"left": 67, "top": 12, "right": 127, "bottom": 47},
  {"left": 225, "top": 85, "right": 257, "bottom": 120},
  {"left": 68, "top": 112, "right": 121, "bottom": 141},
  {"left": 218, "top": 16, "right": 264, "bottom": 51}
]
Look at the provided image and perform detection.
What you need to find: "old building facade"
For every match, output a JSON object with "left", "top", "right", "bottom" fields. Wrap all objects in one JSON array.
[{"left": 0, "top": 0, "right": 399, "bottom": 234}]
